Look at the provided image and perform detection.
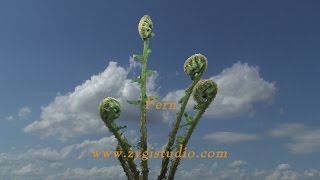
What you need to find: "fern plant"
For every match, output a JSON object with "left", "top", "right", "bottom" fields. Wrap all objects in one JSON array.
[{"left": 99, "top": 15, "right": 218, "bottom": 180}]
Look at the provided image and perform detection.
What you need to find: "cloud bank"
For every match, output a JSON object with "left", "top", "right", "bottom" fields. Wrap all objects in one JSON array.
[{"left": 24, "top": 61, "right": 277, "bottom": 141}]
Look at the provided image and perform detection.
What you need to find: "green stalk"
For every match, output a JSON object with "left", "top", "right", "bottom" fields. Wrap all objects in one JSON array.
[
  {"left": 116, "top": 144, "right": 134, "bottom": 180},
  {"left": 167, "top": 106, "right": 207, "bottom": 180},
  {"left": 157, "top": 76, "right": 201, "bottom": 180},
  {"left": 167, "top": 79, "right": 217, "bottom": 180},
  {"left": 99, "top": 97, "right": 139, "bottom": 180},
  {"left": 103, "top": 120, "right": 140, "bottom": 180},
  {"left": 139, "top": 39, "right": 150, "bottom": 180}
]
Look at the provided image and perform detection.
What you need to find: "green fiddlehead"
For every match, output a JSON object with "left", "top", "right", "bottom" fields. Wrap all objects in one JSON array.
[
  {"left": 99, "top": 97, "right": 139, "bottom": 180},
  {"left": 158, "top": 54, "right": 207, "bottom": 180},
  {"left": 193, "top": 79, "right": 217, "bottom": 105},
  {"left": 184, "top": 53, "right": 208, "bottom": 80},
  {"left": 138, "top": 15, "right": 154, "bottom": 180},
  {"left": 138, "top": 15, "right": 153, "bottom": 40}
]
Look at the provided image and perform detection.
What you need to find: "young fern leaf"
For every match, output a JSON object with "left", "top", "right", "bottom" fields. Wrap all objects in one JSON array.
[
  {"left": 127, "top": 100, "right": 141, "bottom": 106},
  {"left": 116, "top": 125, "right": 127, "bottom": 131},
  {"left": 178, "top": 96, "right": 185, "bottom": 104},
  {"left": 132, "top": 54, "right": 143, "bottom": 61},
  {"left": 193, "top": 104, "right": 200, "bottom": 110},
  {"left": 147, "top": 95, "right": 157, "bottom": 101},
  {"left": 173, "top": 135, "right": 184, "bottom": 149},
  {"left": 132, "top": 76, "right": 141, "bottom": 84},
  {"left": 179, "top": 113, "right": 194, "bottom": 128},
  {"left": 146, "top": 70, "right": 156, "bottom": 76},
  {"left": 179, "top": 123, "right": 188, "bottom": 129},
  {"left": 184, "top": 112, "right": 193, "bottom": 125}
]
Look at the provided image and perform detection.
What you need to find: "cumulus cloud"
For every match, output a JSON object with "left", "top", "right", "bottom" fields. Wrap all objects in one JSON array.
[
  {"left": 18, "top": 107, "right": 31, "bottom": 118},
  {"left": 6, "top": 115, "right": 14, "bottom": 121},
  {"left": 0, "top": 146, "right": 73, "bottom": 165},
  {"left": 74, "top": 136, "right": 117, "bottom": 159},
  {"left": 46, "top": 166, "right": 125, "bottom": 180},
  {"left": 265, "top": 164, "right": 299, "bottom": 180},
  {"left": 0, "top": 155, "right": 124, "bottom": 180},
  {"left": 163, "top": 62, "right": 277, "bottom": 120},
  {"left": 11, "top": 164, "right": 45, "bottom": 177},
  {"left": 24, "top": 62, "right": 127, "bottom": 141},
  {"left": 269, "top": 123, "right": 320, "bottom": 154},
  {"left": 175, "top": 160, "right": 250, "bottom": 180},
  {"left": 304, "top": 169, "right": 320, "bottom": 179},
  {"left": 229, "top": 160, "right": 248, "bottom": 168},
  {"left": 203, "top": 132, "right": 258, "bottom": 144},
  {"left": 176, "top": 161, "right": 320, "bottom": 180},
  {"left": 0, "top": 137, "right": 133, "bottom": 179},
  {"left": 23, "top": 61, "right": 162, "bottom": 141},
  {"left": 5, "top": 107, "right": 31, "bottom": 121},
  {"left": 0, "top": 146, "right": 73, "bottom": 179},
  {"left": 1, "top": 151, "right": 320, "bottom": 180},
  {"left": 19, "top": 146, "right": 74, "bottom": 162},
  {"left": 23, "top": 61, "right": 276, "bottom": 141}
]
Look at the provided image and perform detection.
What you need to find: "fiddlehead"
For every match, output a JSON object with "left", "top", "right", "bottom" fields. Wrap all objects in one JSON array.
[
  {"left": 192, "top": 79, "right": 217, "bottom": 106},
  {"left": 99, "top": 97, "right": 140, "bottom": 180},
  {"left": 184, "top": 53, "right": 208, "bottom": 80},
  {"left": 158, "top": 54, "right": 207, "bottom": 180},
  {"left": 138, "top": 15, "right": 154, "bottom": 180},
  {"left": 99, "top": 97, "right": 121, "bottom": 123},
  {"left": 138, "top": 15, "right": 153, "bottom": 40}
]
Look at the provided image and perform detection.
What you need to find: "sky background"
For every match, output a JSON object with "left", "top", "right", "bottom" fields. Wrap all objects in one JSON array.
[{"left": 1, "top": 0, "right": 320, "bottom": 179}]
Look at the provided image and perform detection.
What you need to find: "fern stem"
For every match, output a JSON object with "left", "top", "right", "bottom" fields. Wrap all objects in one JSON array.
[
  {"left": 167, "top": 106, "right": 207, "bottom": 180},
  {"left": 116, "top": 144, "right": 135, "bottom": 180},
  {"left": 157, "top": 76, "right": 201, "bottom": 180},
  {"left": 167, "top": 79, "right": 217, "bottom": 180},
  {"left": 102, "top": 120, "right": 140, "bottom": 180},
  {"left": 139, "top": 39, "right": 150, "bottom": 180}
]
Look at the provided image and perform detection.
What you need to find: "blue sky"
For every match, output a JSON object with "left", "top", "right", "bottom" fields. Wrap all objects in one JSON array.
[{"left": 1, "top": 0, "right": 320, "bottom": 179}]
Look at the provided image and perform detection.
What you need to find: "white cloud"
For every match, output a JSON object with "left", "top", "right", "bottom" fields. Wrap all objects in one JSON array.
[
  {"left": 229, "top": 160, "right": 248, "bottom": 168},
  {"left": 163, "top": 62, "right": 277, "bottom": 119},
  {"left": 6, "top": 115, "right": 14, "bottom": 121},
  {"left": 177, "top": 163, "right": 216, "bottom": 180},
  {"left": 0, "top": 137, "right": 132, "bottom": 179},
  {"left": 203, "top": 132, "right": 258, "bottom": 144},
  {"left": 265, "top": 164, "right": 299, "bottom": 180},
  {"left": 75, "top": 136, "right": 117, "bottom": 159},
  {"left": 18, "top": 107, "right": 31, "bottom": 118},
  {"left": 0, "top": 146, "right": 73, "bottom": 165},
  {"left": 23, "top": 61, "right": 276, "bottom": 141},
  {"left": 5, "top": 107, "right": 31, "bottom": 121},
  {"left": 23, "top": 61, "right": 162, "bottom": 141},
  {"left": 0, "top": 150, "right": 124, "bottom": 179},
  {"left": 19, "top": 146, "right": 74, "bottom": 162},
  {"left": 24, "top": 62, "right": 128, "bottom": 141},
  {"left": 175, "top": 160, "right": 250, "bottom": 180},
  {"left": 269, "top": 123, "right": 320, "bottom": 154},
  {"left": 176, "top": 161, "right": 320, "bottom": 180},
  {"left": 46, "top": 166, "right": 126, "bottom": 180},
  {"left": 11, "top": 163, "right": 45, "bottom": 177},
  {"left": 69, "top": 130, "right": 138, "bottom": 159},
  {"left": 304, "top": 169, "right": 320, "bottom": 179},
  {"left": 0, "top": 146, "right": 72, "bottom": 179},
  {"left": 269, "top": 123, "right": 307, "bottom": 137},
  {"left": 1, "top": 151, "right": 320, "bottom": 180}
]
